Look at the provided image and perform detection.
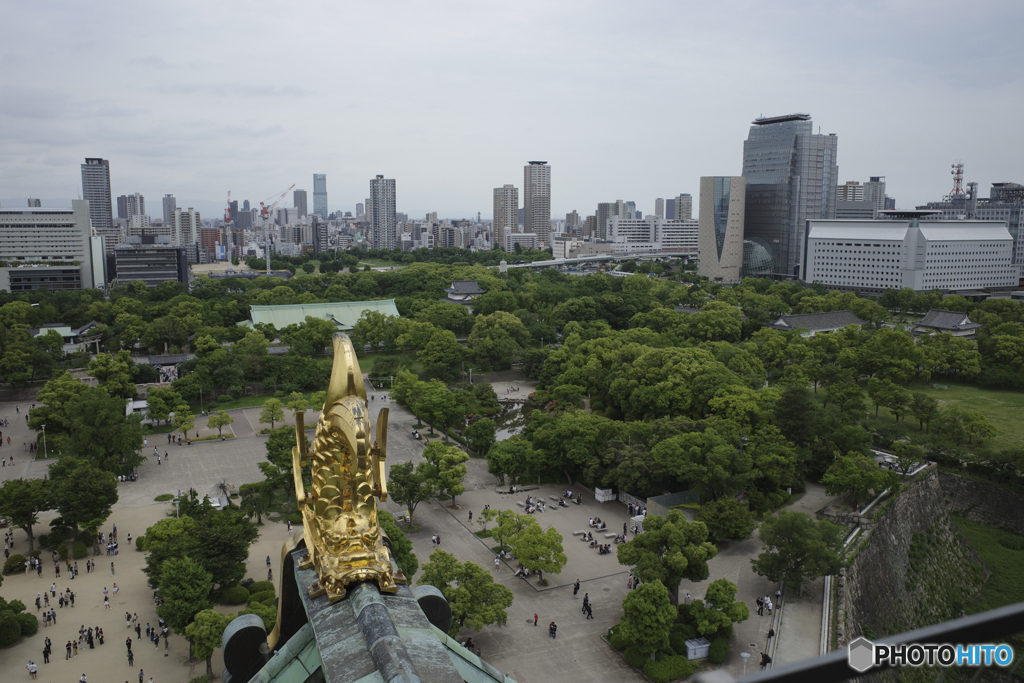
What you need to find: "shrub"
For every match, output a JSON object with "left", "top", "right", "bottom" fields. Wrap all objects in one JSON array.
[
  {"left": 219, "top": 585, "right": 250, "bottom": 606},
  {"left": 609, "top": 631, "right": 630, "bottom": 651},
  {"left": 0, "top": 612, "right": 21, "bottom": 646},
  {"left": 999, "top": 533, "right": 1024, "bottom": 551},
  {"left": 72, "top": 541, "right": 88, "bottom": 559},
  {"left": 218, "top": 394, "right": 233, "bottom": 403},
  {"left": 247, "top": 581, "right": 275, "bottom": 595},
  {"left": 16, "top": 612, "right": 38, "bottom": 636},
  {"left": 669, "top": 623, "right": 698, "bottom": 655},
  {"left": 189, "top": 676, "right": 210, "bottom": 683},
  {"left": 715, "top": 622, "right": 733, "bottom": 641},
  {"left": 58, "top": 543, "right": 68, "bottom": 560},
  {"left": 206, "top": 402, "right": 217, "bottom": 411},
  {"left": 30, "top": 550, "right": 41, "bottom": 559},
  {"left": 3, "top": 554, "right": 25, "bottom": 575},
  {"left": 229, "top": 385, "right": 243, "bottom": 401},
  {"left": 249, "top": 590, "right": 276, "bottom": 606},
  {"left": 36, "top": 534, "right": 48, "bottom": 548},
  {"left": 135, "top": 536, "right": 146, "bottom": 551},
  {"left": 7, "top": 600, "right": 25, "bottom": 614},
  {"left": 154, "top": 494, "right": 174, "bottom": 502},
  {"left": 709, "top": 637, "right": 730, "bottom": 665},
  {"left": 644, "top": 655, "right": 693, "bottom": 683},
  {"left": 623, "top": 644, "right": 649, "bottom": 669}
]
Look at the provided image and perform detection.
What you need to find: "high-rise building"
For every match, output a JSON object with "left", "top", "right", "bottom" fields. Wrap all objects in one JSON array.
[
  {"left": 117, "top": 195, "right": 129, "bottom": 219},
  {"left": 312, "top": 215, "right": 328, "bottom": 255},
  {"left": 698, "top": 177, "right": 746, "bottom": 282},
  {"left": 356, "top": 203, "right": 365, "bottom": 218},
  {"left": 242, "top": 199, "right": 250, "bottom": 212},
  {"left": 675, "top": 194, "right": 692, "bottom": 220},
  {"left": 27, "top": 198, "right": 41, "bottom": 208},
  {"left": 229, "top": 200, "right": 238, "bottom": 223},
  {"left": 369, "top": 175, "right": 397, "bottom": 251},
  {"left": 81, "top": 158, "right": 116, "bottom": 253},
  {"left": 741, "top": 113, "right": 838, "bottom": 277},
  {"left": 493, "top": 185, "right": 519, "bottom": 235},
  {"left": 836, "top": 181, "right": 864, "bottom": 201},
  {"left": 125, "top": 192, "right": 145, "bottom": 219},
  {"left": 294, "top": 190, "right": 308, "bottom": 218},
  {"left": 666, "top": 198, "right": 676, "bottom": 220},
  {"left": 863, "top": 177, "right": 887, "bottom": 217},
  {"left": 313, "top": 174, "right": 328, "bottom": 218},
  {"left": 654, "top": 198, "right": 665, "bottom": 219},
  {"left": 625, "top": 201, "right": 637, "bottom": 220},
  {"left": 565, "top": 210, "right": 581, "bottom": 235},
  {"left": 595, "top": 201, "right": 627, "bottom": 240},
  {"left": 0, "top": 200, "right": 107, "bottom": 291},
  {"left": 523, "top": 161, "right": 551, "bottom": 244},
  {"left": 170, "top": 207, "right": 200, "bottom": 261},
  {"left": 162, "top": 194, "right": 176, "bottom": 226}
]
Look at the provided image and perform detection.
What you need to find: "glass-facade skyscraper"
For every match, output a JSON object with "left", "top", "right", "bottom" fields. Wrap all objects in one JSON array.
[
  {"left": 741, "top": 114, "right": 837, "bottom": 278},
  {"left": 313, "top": 174, "right": 328, "bottom": 218},
  {"left": 523, "top": 161, "right": 551, "bottom": 244},
  {"left": 81, "top": 158, "right": 116, "bottom": 254}
]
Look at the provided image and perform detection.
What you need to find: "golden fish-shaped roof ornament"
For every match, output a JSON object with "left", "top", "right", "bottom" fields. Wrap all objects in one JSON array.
[{"left": 292, "top": 333, "right": 403, "bottom": 603}]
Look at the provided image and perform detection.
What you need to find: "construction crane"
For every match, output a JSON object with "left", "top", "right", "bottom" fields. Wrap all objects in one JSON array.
[
  {"left": 259, "top": 184, "right": 296, "bottom": 274},
  {"left": 224, "top": 190, "right": 232, "bottom": 227}
]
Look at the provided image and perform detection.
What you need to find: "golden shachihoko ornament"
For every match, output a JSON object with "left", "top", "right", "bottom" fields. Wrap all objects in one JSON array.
[{"left": 292, "top": 333, "right": 404, "bottom": 603}]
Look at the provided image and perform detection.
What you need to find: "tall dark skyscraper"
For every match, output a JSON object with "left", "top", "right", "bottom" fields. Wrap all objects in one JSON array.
[
  {"left": 293, "top": 189, "right": 308, "bottom": 218},
  {"left": 313, "top": 174, "right": 328, "bottom": 218},
  {"left": 741, "top": 114, "right": 837, "bottom": 278},
  {"left": 81, "top": 157, "right": 116, "bottom": 253}
]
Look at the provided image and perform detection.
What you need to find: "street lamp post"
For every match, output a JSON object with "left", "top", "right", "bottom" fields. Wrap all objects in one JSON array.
[
  {"left": 41, "top": 424, "right": 47, "bottom": 459},
  {"left": 192, "top": 371, "right": 204, "bottom": 414}
]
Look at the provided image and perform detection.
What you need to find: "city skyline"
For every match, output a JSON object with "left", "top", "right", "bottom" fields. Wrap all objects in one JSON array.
[{"left": 1, "top": 2, "right": 1022, "bottom": 217}]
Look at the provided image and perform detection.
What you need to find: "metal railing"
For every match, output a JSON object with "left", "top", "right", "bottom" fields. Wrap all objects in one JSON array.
[{"left": 695, "top": 602, "right": 1024, "bottom": 683}]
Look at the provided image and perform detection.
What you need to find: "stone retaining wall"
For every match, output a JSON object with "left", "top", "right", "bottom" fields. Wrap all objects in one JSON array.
[{"left": 938, "top": 470, "right": 1024, "bottom": 536}]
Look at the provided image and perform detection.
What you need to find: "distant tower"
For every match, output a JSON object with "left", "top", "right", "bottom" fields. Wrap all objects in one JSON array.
[
  {"left": 654, "top": 198, "right": 665, "bottom": 219},
  {"left": 369, "top": 175, "right": 397, "bottom": 251},
  {"left": 27, "top": 197, "right": 41, "bottom": 207},
  {"left": 313, "top": 174, "right": 328, "bottom": 218},
  {"left": 949, "top": 162, "right": 965, "bottom": 197},
  {"left": 81, "top": 158, "right": 116, "bottom": 253},
  {"left": 523, "top": 161, "right": 551, "bottom": 244}
]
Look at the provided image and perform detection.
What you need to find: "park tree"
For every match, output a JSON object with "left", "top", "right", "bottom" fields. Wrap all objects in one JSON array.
[
  {"left": 207, "top": 411, "right": 234, "bottom": 437},
  {"left": 412, "top": 380, "right": 464, "bottom": 440},
  {"left": 378, "top": 510, "right": 418, "bottom": 579},
  {"left": 281, "top": 316, "right": 337, "bottom": 356},
  {"left": 463, "top": 418, "right": 496, "bottom": 457},
  {"left": 65, "top": 386, "right": 145, "bottom": 473},
  {"left": 259, "top": 426, "right": 308, "bottom": 511},
  {"left": 259, "top": 398, "right": 286, "bottom": 430},
  {"left": 415, "top": 301, "right": 475, "bottom": 336},
  {"left": 505, "top": 516, "right": 566, "bottom": 583},
  {"left": 616, "top": 509, "right": 717, "bottom": 605},
  {"left": 750, "top": 510, "right": 844, "bottom": 594},
  {"left": 28, "top": 371, "right": 89, "bottom": 434},
  {"left": 416, "top": 328, "right": 464, "bottom": 382},
  {"left": 910, "top": 394, "right": 941, "bottom": 433},
  {"left": 48, "top": 458, "right": 119, "bottom": 534},
  {"left": 696, "top": 498, "right": 756, "bottom": 541},
  {"left": 417, "top": 549, "right": 513, "bottom": 636},
  {"left": 145, "top": 388, "right": 183, "bottom": 427},
  {"left": 0, "top": 478, "right": 50, "bottom": 553},
  {"left": 892, "top": 442, "right": 927, "bottom": 475},
  {"left": 386, "top": 462, "right": 434, "bottom": 522},
  {"left": 173, "top": 403, "right": 195, "bottom": 441},
  {"left": 822, "top": 451, "right": 897, "bottom": 508},
  {"left": 485, "top": 434, "right": 530, "bottom": 485},
  {"left": 651, "top": 427, "right": 752, "bottom": 502},
  {"left": 287, "top": 391, "right": 309, "bottom": 414},
  {"left": 185, "top": 609, "right": 233, "bottom": 682},
  {"left": 86, "top": 350, "right": 138, "bottom": 399},
  {"left": 476, "top": 508, "right": 499, "bottom": 534},
  {"left": 157, "top": 556, "right": 214, "bottom": 636},
  {"left": 422, "top": 442, "right": 468, "bottom": 508},
  {"left": 238, "top": 482, "right": 274, "bottom": 525},
  {"left": 687, "top": 578, "right": 750, "bottom": 637},
  {"left": 619, "top": 579, "right": 676, "bottom": 659},
  {"left": 467, "top": 311, "right": 532, "bottom": 368},
  {"left": 232, "top": 329, "right": 271, "bottom": 380}
]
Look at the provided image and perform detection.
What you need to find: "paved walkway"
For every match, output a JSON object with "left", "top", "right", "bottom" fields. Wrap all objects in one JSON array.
[{"left": 0, "top": 390, "right": 831, "bottom": 682}]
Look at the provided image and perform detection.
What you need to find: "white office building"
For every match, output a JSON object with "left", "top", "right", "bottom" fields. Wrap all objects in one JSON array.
[
  {"left": 81, "top": 158, "right": 116, "bottom": 254},
  {"left": 803, "top": 216, "right": 1017, "bottom": 294},
  {"left": 0, "top": 200, "right": 107, "bottom": 291},
  {"left": 608, "top": 216, "right": 699, "bottom": 254}
]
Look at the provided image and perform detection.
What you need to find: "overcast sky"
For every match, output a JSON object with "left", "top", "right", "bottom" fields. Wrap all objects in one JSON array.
[{"left": 1, "top": 1, "right": 1021, "bottom": 220}]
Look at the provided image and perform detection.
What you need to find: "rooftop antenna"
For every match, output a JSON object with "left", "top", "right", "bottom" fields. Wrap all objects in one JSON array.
[{"left": 949, "top": 161, "right": 965, "bottom": 197}]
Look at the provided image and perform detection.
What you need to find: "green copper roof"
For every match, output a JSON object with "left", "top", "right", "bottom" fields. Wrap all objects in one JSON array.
[{"left": 245, "top": 300, "right": 400, "bottom": 330}]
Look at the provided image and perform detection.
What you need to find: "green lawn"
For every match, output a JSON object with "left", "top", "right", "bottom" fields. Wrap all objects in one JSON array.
[
  {"left": 868, "top": 381, "right": 1024, "bottom": 452},
  {"left": 953, "top": 516, "right": 1024, "bottom": 613}
]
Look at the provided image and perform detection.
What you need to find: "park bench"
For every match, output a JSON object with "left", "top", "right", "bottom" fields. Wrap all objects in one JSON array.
[
  {"left": 516, "top": 501, "right": 525, "bottom": 507},
  {"left": 549, "top": 496, "right": 558, "bottom": 501},
  {"left": 573, "top": 530, "right": 585, "bottom": 536},
  {"left": 604, "top": 532, "right": 616, "bottom": 538}
]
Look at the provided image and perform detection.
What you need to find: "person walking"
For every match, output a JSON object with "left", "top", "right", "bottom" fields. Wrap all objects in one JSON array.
[
  {"left": 26, "top": 660, "right": 38, "bottom": 679},
  {"left": 65, "top": 641, "right": 72, "bottom": 660},
  {"left": 468, "top": 511, "right": 473, "bottom": 522},
  {"left": 586, "top": 603, "right": 594, "bottom": 620},
  {"left": 111, "top": 561, "right": 115, "bottom": 575},
  {"left": 756, "top": 597, "right": 763, "bottom": 616},
  {"left": 494, "top": 557, "right": 500, "bottom": 572},
  {"left": 72, "top": 640, "right": 78, "bottom": 657},
  {"left": 582, "top": 593, "right": 589, "bottom": 613},
  {"left": 573, "top": 580, "right": 580, "bottom": 599},
  {"left": 534, "top": 613, "right": 538, "bottom": 627},
  {"left": 138, "top": 669, "right": 144, "bottom": 683}
]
